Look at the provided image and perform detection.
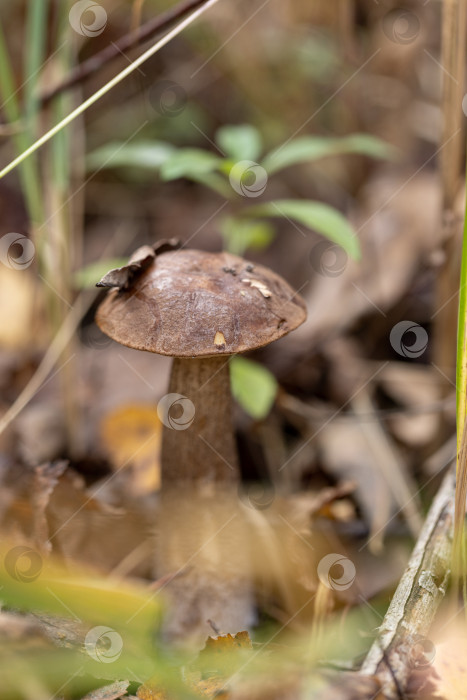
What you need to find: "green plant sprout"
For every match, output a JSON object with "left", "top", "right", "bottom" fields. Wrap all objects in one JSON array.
[{"left": 87, "top": 124, "right": 394, "bottom": 258}]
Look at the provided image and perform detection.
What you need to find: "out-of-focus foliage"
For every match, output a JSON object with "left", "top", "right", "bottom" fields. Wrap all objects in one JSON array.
[
  {"left": 87, "top": 124, "right": 392, "bottom": 259},
  {"left": 230, "top": 357, "right": 278, "bottom": 420}
]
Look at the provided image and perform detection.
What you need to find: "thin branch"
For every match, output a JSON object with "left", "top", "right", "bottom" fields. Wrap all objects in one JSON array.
[
  {"left": 360, "top": 465, "right": 455, "bottom": 699},
  {"left": 41, "top": 0, "right": 209, "bottom": 104}
]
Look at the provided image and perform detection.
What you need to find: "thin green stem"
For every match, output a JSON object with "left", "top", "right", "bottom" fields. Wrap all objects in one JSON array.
[
  {"left": 0, "top": 18, "right": 44, "bottom": 223},
  {"left": 457, "top": 212, "right": 467, "bottom": 446},
  {"left": 24, "top": 0, "right": 48, "bottom": 124},
  {"left": 453, "top": 153, "right": 467, "bottom": 595}
]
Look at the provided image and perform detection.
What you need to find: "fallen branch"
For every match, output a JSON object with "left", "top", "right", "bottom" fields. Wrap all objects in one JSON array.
[
  {"left": 359, "top": 465, "right": 455, "bottom": 698},
  {"left": 41, "top": 0, "right": 208, "bottom": 104}
]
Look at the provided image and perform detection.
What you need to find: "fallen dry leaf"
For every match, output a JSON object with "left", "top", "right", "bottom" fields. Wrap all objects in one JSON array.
[
  {"left": 432, "top": 634, "right": 467, "bottom": 700},
  {"left": 137, "top": 632, "right": 252, "bottom": 700},
  {"left": 80, "top": 680, "right": 130, "bottom": 700},
  {"left": 379, "top": 363, "right": 442, "bottom": 448},
  {"left": 136, "top": 686, "right": 171, "bottom": 700},
  {"left": 32, "top": 461, "right": 68, "bottom": 551},
  {"left": 0, "top": 267, "right": 37, "bottom": 349},
  {"left": 278, "top": 172, "right": 444, "bottom": 369},
  {"left": 97, "top": 239, "right": 181, "bottom": 290},
  {"left": 195, "top": 630, "right": 253, "bottom": 674},
  {"left": 186, "top": 676, "right": 229, "bottom": 698},
  {"left": 99, "top": 403, "right": 162, "bottom": 493}
]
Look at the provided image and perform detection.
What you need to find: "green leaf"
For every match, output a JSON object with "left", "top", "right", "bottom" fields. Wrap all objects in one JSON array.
[
  {"left": 246, "top": 199, "right": 360, "bottom": 259},
  {"left": 216, "top": 124, "right": 263, "bottom": 161},
  {"left": 227, "top": 159, "right": 269, "bottom": 198},
  {"left": 230, "top": 357, "right": 278, "bottom": 420},
  {"left": 86, "top": 141, "right": 175, "bottom": 171},
  {"left": 183, "top": 171, "right": 234, "bottom": 199},
  {"left": 263, "top": 134, "right": 396, "bottom": 174},
  {"left": 160, "top": 148, "right": 223, "bottom": 180},
  {"left": 220, "top": 217, "right": 275, "bottom": 256},
  {"left": 0, "top": 554, "right": 163, "bottom": 686},
  {"left": 74, "top": 258, "right": 129, "bottom": 289},
  {"left": 339, "top": 133, "right": 397, "bottom": 159}
]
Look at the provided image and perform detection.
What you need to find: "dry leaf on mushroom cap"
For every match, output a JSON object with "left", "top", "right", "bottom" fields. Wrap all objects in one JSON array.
[{"left": 96, "top": 239, "right": 181, "bottom": 291}]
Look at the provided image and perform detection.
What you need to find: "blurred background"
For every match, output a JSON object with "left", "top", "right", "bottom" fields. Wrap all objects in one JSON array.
[{"left": 0, "top": 0, "right": 463, "bottom": 696}]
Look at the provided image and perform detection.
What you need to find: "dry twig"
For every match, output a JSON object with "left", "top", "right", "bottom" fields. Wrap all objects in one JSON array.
[{"left": 360, "top": 466, "right": 455, "bottom": 698}]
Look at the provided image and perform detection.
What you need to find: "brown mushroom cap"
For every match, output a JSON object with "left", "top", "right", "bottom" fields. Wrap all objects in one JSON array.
[{"left": 96, "top": 248, "right": 307, "bottom": 357}]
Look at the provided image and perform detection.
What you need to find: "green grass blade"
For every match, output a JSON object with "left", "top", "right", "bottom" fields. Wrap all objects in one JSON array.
[
  {"left": 0, "top": 17, "right": 44, "bottom": 223},
  {"left": 50, "top": 4, "right": 72, "bottom": 193},
  {"left": 453, "top": 161, "right": 467, "bottom": 587},
  {"left": 457, "top": 198, "right": 467, "bottom": 442},
  {"left": 24, "top": 0, "right": 48, "bottom": 125},
  {"left": 457, "top": 294, "right": 467, "bottom": 441}
]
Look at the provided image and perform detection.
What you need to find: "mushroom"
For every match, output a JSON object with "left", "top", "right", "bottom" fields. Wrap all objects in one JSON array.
[{"left": 95, "top": 243, "right": 307, "bottom": 642}]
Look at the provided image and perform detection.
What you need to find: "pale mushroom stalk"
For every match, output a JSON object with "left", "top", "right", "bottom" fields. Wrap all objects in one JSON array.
[
  {"left": 161, "top": 356, "right": 239, "bottom": 487},
  {"left": 157, "top": 359, "right": 250, "bottom": 648},
  {"left": 157, "top": 355, "right": 244, "bottom": 648}
]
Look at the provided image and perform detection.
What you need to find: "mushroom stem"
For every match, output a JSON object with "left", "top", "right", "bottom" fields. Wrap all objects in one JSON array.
[
  {"left": 158, "top": 357, "right": 254, "bottom": 644},
  {"left": 161, "top": 356, "right": 239, "bottom": 488}
]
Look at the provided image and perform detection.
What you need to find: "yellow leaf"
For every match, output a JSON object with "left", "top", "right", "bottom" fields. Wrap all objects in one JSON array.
[
  {"left": 137, "top": 685, "right": 172, "bottom": 700},
  {"left": 99, "top": 404, "right": 162, "bottom": 493},
  {"left": 0, "top": 268, "right": 37, "bottom": 348},
  {"left": 137, "top": 633, "right": 252, "bottom": 700},
  {"left": 194, "top": 631, "right": 253, "bottom": 679},
  {"left": 186, "top": 676, "right": 229, "bottom": 698},
  {"left": 201, "top": 631, "right": 253, "bottom": 654}
]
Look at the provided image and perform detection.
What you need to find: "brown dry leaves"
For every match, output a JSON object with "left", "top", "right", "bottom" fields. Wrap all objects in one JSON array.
[{"left": 137, "top": 631, "right": 252, "bottom": 700}]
